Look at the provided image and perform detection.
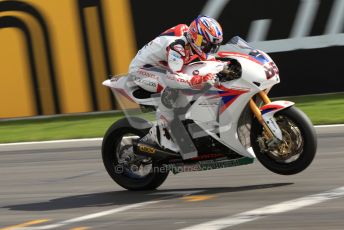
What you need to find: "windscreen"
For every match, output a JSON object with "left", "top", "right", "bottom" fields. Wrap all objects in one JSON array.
[
  {"left": 219, "top": 36, "right": 271, "bottom": 65},
  {"left": 222, "top": 36, "right": 256, "bottom": 55}
]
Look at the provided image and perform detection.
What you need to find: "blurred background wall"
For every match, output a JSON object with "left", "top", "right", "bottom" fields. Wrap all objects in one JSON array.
[{"left": 0, "top": 0, "right": 343, "bottom": 118}]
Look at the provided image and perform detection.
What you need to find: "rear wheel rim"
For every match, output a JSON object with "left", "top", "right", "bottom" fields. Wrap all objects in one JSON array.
[{"left": 114, "top": 133, "right": 152, "bottom": 179}]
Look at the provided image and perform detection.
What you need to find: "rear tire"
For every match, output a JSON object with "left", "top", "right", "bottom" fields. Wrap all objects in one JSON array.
[
  {"left": 251, "top": 106, "right": 317, "bottom": 175},
  {"left": 102, "top": 117, "right": 169, "bottom": 190}
]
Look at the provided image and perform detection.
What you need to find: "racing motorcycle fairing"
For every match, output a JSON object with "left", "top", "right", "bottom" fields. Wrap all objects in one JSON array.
[{"left": 101, "top": 36, "right": 318, "bottom": 190}]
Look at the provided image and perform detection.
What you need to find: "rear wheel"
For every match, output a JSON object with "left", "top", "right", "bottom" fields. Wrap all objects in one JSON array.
[
  {"left": 102, "top": 117, "right": 169, "bottom": 190},
  {"left": 251, "top": 106, "right": 317, "bottom": 175}
]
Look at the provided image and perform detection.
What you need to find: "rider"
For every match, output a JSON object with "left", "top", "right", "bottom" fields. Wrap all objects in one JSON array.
[{"left": 128, "top": 16, "right": 224, "bottom": 159}]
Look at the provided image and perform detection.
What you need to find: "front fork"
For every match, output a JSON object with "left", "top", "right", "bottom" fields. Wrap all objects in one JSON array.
[{"left": 249, "top": 91, "right": 284, "bottom": 141}]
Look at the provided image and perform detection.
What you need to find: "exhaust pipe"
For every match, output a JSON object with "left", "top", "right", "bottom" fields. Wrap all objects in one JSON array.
[{"left": 133, "top": 141, "right": 180, "bottom": 160}]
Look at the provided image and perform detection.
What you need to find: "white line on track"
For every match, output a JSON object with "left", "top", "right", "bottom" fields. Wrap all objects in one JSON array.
[
  {"left": 13, "top": 189, "right": 204, "bottom": 230},
  {"left": 179, "top": 186, "right": 344, "bottom": 230},
  {"left": 0, "top": 124, "right": 343, "bottom": 147},
  {"left": 14, "top": 200, "right": 159, "bottom": 230},
  {"left": 0, "top": 138, "right": 103, "bottom": 147},
  {"left": 315, "top": 124, "right": 344, "bottom": 128}
]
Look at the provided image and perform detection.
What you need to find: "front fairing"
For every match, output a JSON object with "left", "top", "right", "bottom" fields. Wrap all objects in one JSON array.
[{"left": 217, "top": 36, "right": 280, "bottom": 90}]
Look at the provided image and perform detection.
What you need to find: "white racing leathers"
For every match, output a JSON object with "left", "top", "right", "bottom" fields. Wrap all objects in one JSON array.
[
  {"left": 130, "top": 36, "right": 194, "bottom": 91},
  {"left": 129, "top": 34, "right": 216, "bottom": 158}
]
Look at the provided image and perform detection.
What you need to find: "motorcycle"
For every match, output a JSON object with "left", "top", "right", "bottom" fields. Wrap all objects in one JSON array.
[{"left": 102, "top": 36, "right": 317, "bottom": 190}]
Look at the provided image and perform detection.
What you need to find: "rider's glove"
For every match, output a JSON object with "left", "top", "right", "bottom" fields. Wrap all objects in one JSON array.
[
  {"left": 190, "top": 73, "right": 217, "bottom": 89},
  {"left": 203, "top": 73, "right": 217, "bottom": 85}
]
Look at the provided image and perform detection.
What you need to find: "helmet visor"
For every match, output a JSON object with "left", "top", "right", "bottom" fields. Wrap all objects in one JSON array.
[{"left": 201, "top": 42, "right": 220, "bottom": 54}]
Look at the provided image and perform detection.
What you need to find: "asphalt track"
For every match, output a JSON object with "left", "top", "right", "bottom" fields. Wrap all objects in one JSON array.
[{"left": 0, "top": 125, "right": 343, "bottom": 230}]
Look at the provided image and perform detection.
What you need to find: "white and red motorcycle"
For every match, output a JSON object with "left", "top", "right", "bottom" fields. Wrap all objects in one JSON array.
[{"left": 102, "top": 36, "right": 317, "bottom": 190}]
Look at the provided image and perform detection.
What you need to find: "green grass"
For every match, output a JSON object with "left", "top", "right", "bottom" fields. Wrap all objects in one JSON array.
[
  {"left": 0, "top": 112, "right": 125, "bottom": 143},
  {"left": 0, "top": 93, "right": 343, "bottom": 143},
  {"left": 276, "top": 92, "right": 344, "bottom": 125}
]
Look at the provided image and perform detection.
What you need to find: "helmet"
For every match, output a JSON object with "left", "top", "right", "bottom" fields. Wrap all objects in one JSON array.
[{"left": 187, "top": 16, "right": 223, "bottom": 60}]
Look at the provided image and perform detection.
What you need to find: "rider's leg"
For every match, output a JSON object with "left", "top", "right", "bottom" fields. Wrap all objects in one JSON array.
[
  {"left": 130, "top": 66, "right": 197, "bottom": 159},
  {"left": 140, "top": 87, "right": 198, "bottom": 159},
  {"left": 129, "top": 66, "right": 180, "bottom": 151},
  {"left": 156, "top": 88, "right": 198, "bottom": 159},
  {"left": 129, "top": 65, "right": 164, "bottom": 93},
  {"left": 168, "top": 90, "right": 198, "bottom": 160}
]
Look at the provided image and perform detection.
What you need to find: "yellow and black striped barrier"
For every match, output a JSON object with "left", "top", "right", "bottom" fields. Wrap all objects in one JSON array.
[{"left": 0, "top": 0, "right": 136, "bottom": 118}]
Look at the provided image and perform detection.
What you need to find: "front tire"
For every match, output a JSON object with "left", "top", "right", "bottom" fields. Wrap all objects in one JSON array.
[
  {"left": 251, "top": 106, "right": 317, "bottom": 175},
  {"left": 102, "top": 117, "right": 169, "bottom": 190}
]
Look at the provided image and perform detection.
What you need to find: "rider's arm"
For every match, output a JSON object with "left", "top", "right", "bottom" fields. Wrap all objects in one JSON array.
[
  {"left": 164, "top": 71, "right": 216, "bottom": 89},
  {"left": 165, "top": 40, "right": 216, "bottom": 89}
]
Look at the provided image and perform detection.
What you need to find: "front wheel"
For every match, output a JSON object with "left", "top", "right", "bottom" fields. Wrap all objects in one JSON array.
[{"left": 251, "top": 106, "right": 317, "bottom": 175}]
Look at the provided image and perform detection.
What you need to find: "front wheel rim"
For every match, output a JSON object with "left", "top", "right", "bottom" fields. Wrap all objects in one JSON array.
[{"left": 258, "top": 115, "right": 305, "bottom": 163}]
